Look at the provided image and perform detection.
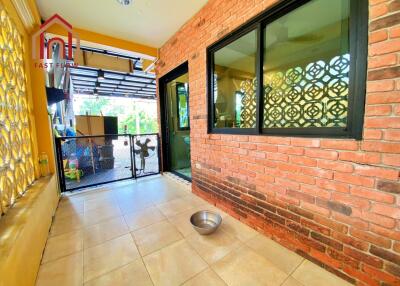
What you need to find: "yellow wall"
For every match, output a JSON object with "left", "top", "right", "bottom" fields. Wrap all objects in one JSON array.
[
  {"left": 1, "top": 0, "right": 43, "bottom": 177},
  {"left": 0, "top": 2, "right": 59, "bottom": 286},
  {"left": 29, "top": 41, "right": 57, "bottom": 174},
  {"left": 0, "top": 176, "right": 59, "bottom": 286}
]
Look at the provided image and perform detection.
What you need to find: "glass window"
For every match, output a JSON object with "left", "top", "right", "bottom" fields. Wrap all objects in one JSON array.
[
  {"left": 176, "top": 82, "right": 189, "bottom": 130},
  {"left": 212, "top": 30, "right": 257, "bottom": 129},
  {"left": 263, "top": 0, "right": 350, "bottom": 129},
  {"left": 207, "top": 0, "right": 367, "bottom": 138}
]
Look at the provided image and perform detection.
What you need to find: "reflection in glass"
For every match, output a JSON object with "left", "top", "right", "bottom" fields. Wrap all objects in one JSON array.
[
  {"left": 263, "top": 0, "right": 350, "bottom": 129},
  {"left": 213, "top": 30, "right": 257, "bottom": 128},
  {"left": 176, "top": 83, "right": 189, "bottom": 130}
]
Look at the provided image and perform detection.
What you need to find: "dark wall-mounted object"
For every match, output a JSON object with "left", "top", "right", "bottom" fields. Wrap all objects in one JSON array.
[
  {"left": 104, "top": 116, "right": 118, "bottom": 140},
  {"left": 46, "top": 87, "right": 65, "bottom": 105}
]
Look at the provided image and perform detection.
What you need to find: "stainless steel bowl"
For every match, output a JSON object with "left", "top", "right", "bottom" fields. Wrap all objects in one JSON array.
[{"left": 190, "top": 210, "right": 222, "bottom": 235}]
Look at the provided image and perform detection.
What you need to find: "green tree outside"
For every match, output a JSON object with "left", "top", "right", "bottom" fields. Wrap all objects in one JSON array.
[{"left": 74, "top": 97, "right": 158, "bottom": 135}]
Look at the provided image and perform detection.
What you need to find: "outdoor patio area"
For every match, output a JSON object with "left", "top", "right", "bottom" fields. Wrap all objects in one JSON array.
[{"left": 36, "top": 175, "right": 352, "bottom": 286}]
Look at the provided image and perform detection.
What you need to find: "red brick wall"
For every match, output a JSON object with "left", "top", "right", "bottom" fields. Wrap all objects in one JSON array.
[{"left": 156, "top": 1, "right": 400, "bottom": 285}]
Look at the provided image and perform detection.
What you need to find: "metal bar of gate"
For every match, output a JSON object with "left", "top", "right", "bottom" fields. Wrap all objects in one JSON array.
[
  {"left": 56, "top": 133, "right": 160, "bottom": 192},
  {"left": 55, "top": 137, "right": 66, "bottom": 193},
  {"left": 130, "top": 134, "right": 137, "bottom": 179}
]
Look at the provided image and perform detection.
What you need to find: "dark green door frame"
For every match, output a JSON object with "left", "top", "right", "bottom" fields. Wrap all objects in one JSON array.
[{"left": 158, "top": 61, "right": 191, "bottom": 181}]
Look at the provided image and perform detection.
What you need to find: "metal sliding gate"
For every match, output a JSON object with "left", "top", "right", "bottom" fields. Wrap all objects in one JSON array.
[{"left": 55, "top": 133, "right": 161, "bottom": 192}]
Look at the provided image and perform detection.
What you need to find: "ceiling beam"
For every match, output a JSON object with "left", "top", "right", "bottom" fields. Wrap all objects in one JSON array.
[
  {"left": 44, "top": 25, "right": 157, "bottom": 58},
  {"left": 71, "top": 76, "right": 156, "bottom": 88},
  {"left": 74, "top": 90, "right": 155, "bottom": 100},
  {"left": 70, "top": 66, "right": 155, "bottom": 80}
]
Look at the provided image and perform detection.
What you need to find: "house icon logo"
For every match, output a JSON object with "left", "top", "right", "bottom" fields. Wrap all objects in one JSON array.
[{"left": 32, "top": 14, "right": 80, "bottom": 61}]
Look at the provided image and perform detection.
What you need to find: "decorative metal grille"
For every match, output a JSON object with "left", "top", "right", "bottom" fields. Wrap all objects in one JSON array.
[
  {"left": 133, "top": 134, "right": 160, "bottom": 177},
  {"left": 239, "top": 78, "right": 257, "bottom": 128},
  {"left": 263, "top": 54, "right": 350, "bottom": 128},
  {"left": 0, "top": 5, "right": 34, "bottom": 216}
]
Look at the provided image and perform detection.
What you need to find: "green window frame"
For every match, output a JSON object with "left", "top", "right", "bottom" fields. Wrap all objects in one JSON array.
[{"left": 207, "top": 0, "right": 368, "bottom": 139}]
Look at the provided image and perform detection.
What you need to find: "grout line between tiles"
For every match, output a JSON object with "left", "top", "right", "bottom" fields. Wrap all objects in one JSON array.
[
  {"left": 139, "top": 248, "right": 156, "bottom": 286},
  {"left": 43, "top": 229, "right": 131, "bottom": 268},
  {"left": 131, "top": 224, "right": 184, "bottom": 257},
  {"left": 129, "top": 223, "right": 155, "bottom": 286},
  {"left": 208, "top": 267, "right": 229, "bottom": 286},
  {"left": 40, "top": 244, "right": 83, "bottom": 266},
  {"left": 83, "top": 220, "right": 130, "bottom": 249},
  {"left": 82, "top": 234, "right": 85, "bottom": 286},
  {"left": 83, "top": 258, "right": 138, "bottom": 284},
  {"left": 82, "top": 233, "right": 140, "bottom": 284},
  {"left": 279, "top": 258, "right": 306, "bottom": 286},
  {"left": 182, "top": 233, "right": 234, "bottom": 286},
  {"left": 45, "top": 177, "right": 258, "bottom": 285}
]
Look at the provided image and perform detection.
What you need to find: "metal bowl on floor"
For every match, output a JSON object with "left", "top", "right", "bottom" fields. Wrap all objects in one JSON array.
[{"left": 190, "top": 210, "right": 222, "bottom": 235}]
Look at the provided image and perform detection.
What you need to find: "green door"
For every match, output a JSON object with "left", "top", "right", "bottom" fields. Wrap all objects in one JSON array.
[{"left": 166, "top": 72, "right": 191, "bottom": 179}]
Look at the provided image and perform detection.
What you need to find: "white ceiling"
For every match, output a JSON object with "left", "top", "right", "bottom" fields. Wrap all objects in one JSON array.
[{"left": 36, "top": 0, "right": 208, "bottom": 48}]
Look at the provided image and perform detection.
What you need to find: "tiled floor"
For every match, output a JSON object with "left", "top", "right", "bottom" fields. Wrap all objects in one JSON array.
[{"left": 36, "top": 175, "right": 353, "bottom": 286}]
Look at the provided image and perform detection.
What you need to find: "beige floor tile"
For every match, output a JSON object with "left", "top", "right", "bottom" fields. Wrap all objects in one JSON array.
[
  {"left": 143, "top": 240, "right": 208, "bottom": 286},
  {"left": 42, "top": 230, "right": 83, "bottom": 264},
  {"left": 36, "top": 252, "right": 83, "bottom": 286},
  {"left": 132, "top": 220, "right": 183, "bottom": 255},
  {"left": 145, "top": 188, "right": 183, "bottom": 205},
  {"left": 84, "top": 259, "right": 152, "bottom": 286},
  {"left": 116, "top": 189, "right": 155, "bottom": 204},
  {"left": 186, "top": 230, "right": 241, "bottom": 264},
  {"left": 282, "top": 277, "right": 304, "bottom": 286},
  {"left": 246, "top": 234, "right": 304, "bottom": 274},
  {"left": 84, "top": 216, "right": 129, "bottom": 248},
  {"left": 119, "top": 192, "right": 153, "bottom": 202},
  {"left": 139, "top": 176, "right": 189, "bottom": 197},
  {"left": 182, "top": 194, "right": 208, "bottom": 208},
  {"left": 219, "top": 216, "right": 258, "bottom": 242},
  {"left": 156, "top": 198, "right": 194, "bottom": 217},
  {"left": 84, "top": 234, "right": 140, "bottom": 282},
  {"left": 116, "top": 177, "right": 187, "bottom": 205},
  {"left": 83, "top": 204, "right": 122, "bottom": 226},
  {"left": 50, "top": 213, "right": 85, "bottom": 237},
  {"left": 75, "top": 189, "right": 115, "bottom": 202},
  {"left": 55, "top": 201, "right": 84, "bottom": 220},
  {"left": 118, "top": 199, "right": 154, "bottom": 214},
  {"left": 59, "top": 195, "right": 85, "bottom": 205},
  {"left": 212, "top": 246, "right": 288, "bottom": 286},
  {"left": 123, "top": 207, "right": 165, "bottom": 231},
  {"left": 43, "top": 177, "right": 318, "bottom": 286},
  {"left": 182, "top": 268, "right": 226, "bottom": 286},
  {"left": 292, "top": 260, "right": 353, "bottom": 286},
  {"left": 84, "top": 196, "right": 118, "bottom": 212},
  {"left": 55, "top": 209, "right": 84, "bottom": 222},
  {"left": 167, "top": 211, "right": 196, "bottom": 237}
]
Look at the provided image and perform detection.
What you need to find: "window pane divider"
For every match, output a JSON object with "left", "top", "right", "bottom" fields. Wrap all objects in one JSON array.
[{"left": 255, "top": 23, "right": 263, "bottom": 135}]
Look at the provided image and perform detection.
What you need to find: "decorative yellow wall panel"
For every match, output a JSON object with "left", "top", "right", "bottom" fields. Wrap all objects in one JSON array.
[{"left": 0, "top": 3, "right": 34, "bottom": 215}]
